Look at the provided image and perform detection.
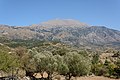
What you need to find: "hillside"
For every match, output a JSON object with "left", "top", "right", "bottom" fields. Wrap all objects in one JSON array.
[
  {"left": 0, "top": 19, "right": 120, "bottom": 49},
  {"left": 0, "top": 39, "right": 120, "bottom": 79}
]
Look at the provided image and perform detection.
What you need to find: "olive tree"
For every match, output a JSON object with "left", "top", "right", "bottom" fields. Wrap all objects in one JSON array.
[
  {"left": 15, "top": 47, "right": 36, "bottom": 77},
  {"left": 33, "top": 50, "right": 58, "bottom": 80},
  {"left": 63, "top": 52, "right": 91, "bottom": 80},
  {"left": 0, "top": 45, "right": 19, "bottom": 76}
]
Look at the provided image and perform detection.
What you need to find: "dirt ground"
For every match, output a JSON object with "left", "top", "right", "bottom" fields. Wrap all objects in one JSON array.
[{"left": 73, "top": 76, "right": 120, "bottom": 80}]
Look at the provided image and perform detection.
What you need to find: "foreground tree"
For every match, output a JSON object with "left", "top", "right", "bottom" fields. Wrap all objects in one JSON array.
[
  {"left": 15, "top": 47, "right": 36, "bottom": 77},
  {"left": 63, "top": 52, "right": 91, "bottom": 80},
  {"left": 33, "top": 50, "right": 57, "bottom": 80},
  {"left": 0, "top": 45, "right": 19, "bottom": 76},
  {"left": 32, "top": 48, "right": 69, "bottom": 80}
]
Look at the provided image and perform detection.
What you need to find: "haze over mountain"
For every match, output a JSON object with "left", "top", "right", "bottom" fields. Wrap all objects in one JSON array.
[{"left": 0, "top": 19, "right": 120, "bottom": 49}]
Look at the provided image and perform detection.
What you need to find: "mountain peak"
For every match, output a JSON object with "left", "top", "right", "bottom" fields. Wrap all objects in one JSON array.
[{"left": 40, "top": 19, "right": 89, "bottom": 27}]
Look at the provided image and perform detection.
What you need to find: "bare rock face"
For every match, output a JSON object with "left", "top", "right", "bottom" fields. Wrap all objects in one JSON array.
[{"left": 0, "top": 19, "right": 120, "bottom": 49}]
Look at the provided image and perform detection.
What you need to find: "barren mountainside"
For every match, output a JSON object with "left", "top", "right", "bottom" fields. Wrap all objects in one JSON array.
[{"left": 0, "top": 19, "right": 120, "bottom": 49}]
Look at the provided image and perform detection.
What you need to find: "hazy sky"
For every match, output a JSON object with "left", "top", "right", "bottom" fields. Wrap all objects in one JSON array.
[{"left": 0, "top": 0, "right": 120, "bottom": 30}]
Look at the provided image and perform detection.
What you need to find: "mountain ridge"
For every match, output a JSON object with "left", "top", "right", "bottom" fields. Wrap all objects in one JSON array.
[{"left": 0, "top": 19, "right": 120, "bottom": 49}]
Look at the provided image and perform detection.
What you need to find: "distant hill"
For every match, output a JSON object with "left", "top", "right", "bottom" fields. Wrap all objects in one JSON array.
[{"left": 0, "top": 19, "right": 120, "bottom": 49}]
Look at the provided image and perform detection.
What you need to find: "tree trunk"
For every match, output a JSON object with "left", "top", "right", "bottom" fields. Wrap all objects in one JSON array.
[
  {"left": 47, "top": 73, "right": 52, "bottom": 80},
  {"left": 65, "top": 73, "right": 71, "bottom": 80}
]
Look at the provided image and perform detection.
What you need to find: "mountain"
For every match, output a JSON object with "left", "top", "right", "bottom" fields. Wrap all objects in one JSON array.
[
  {"left": 40, "top": 19, "right": 89, "bottom": 27},
  {"left": 0, "top": 19, "right": 120, "bottom": 49}
]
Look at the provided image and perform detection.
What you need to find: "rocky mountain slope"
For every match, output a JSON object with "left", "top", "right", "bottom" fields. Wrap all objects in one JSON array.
[{"left": 0, "top": 19, "right": 120, "bottom": 49}]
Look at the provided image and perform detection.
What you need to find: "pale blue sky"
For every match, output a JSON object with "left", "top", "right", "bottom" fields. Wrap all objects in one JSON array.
[{"left": 0, "top": 0, "right": 120, "bottom": 30}]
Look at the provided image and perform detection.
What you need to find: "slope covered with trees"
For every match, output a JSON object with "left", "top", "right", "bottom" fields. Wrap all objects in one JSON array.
[{"left": 0, "top": 38, "right": 120, "bottom": 79}]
